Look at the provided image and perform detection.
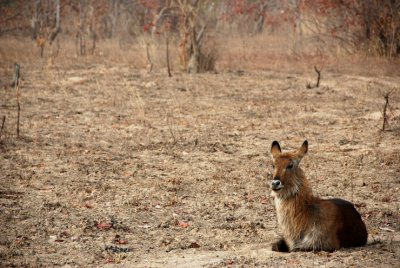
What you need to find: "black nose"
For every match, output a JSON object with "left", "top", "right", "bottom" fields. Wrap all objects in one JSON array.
[{"left": 271, "top": 180, "right": 281, "bottom": 188}]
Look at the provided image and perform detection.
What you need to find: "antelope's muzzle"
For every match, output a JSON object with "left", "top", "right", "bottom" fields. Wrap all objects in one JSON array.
[{"left": 271, "top": 179, "right": 283, "bottom": 191}]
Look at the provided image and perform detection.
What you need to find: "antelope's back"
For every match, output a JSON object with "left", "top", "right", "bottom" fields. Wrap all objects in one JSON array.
[{"left": 330, "top": 198, "right": 368, "bottom": 247}]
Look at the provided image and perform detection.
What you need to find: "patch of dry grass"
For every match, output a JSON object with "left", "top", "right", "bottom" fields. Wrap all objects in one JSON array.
[
  {"left": 1, "top": 33, "right": 399, "bottom": 78},
  {"left": 0, "top": 32, "right": 399, "bottom": 267}
]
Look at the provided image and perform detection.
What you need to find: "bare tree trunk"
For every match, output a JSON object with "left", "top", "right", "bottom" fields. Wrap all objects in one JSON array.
[
  {"left": 48, "top": 0, "right": 60, "bottom": 45},
  {"left": 76, "top": 1, "right": 96, "bottom": 56},
  {"left": 179, "top": 23, "right": 189, "bottom": 71},
  {"left": 88, "top": 5, "right": 97, "bottom": 55},
  {"left": 90, "top": 32, "right": 97, "bottom": 55},
  {"left": 77, "top": 0, "right": 88, "bottom": 56},
  {"left": 314, "top": 65, "right": 322, "bottom": 88},
  {"left": 187, "top": 26, "right": 199, "bottom": 73},
  {"left": 110, "top": 0, "right": 120, "bottom": 38},
  {"left": 40, "top": 45, "right": 45, "bottom": 57},
  {"left": 145, "top": 41, "right": 153, "bottom": 73},
  {"left": 177, "top": 0, "right": 214, "bottom": 73},
  {"left": 255, "top": 1, "right": 269, "bottom": 34},
  {"left": 289, "top": 0, "right": 303, "bottom": 55},
  {"left": 31, "top": 0, "right": 41, "bottom": 40}
]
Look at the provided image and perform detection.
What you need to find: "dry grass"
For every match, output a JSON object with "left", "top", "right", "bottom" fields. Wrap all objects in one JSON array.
[
  {"left": 214, "top": 33, "right": 400, "bottom": 76},
  {"left": 1, "top": 33, "right": 399, "bottom": 78},
  {"left": 0, "top": 33, "right": 399, "bottom": 267}
]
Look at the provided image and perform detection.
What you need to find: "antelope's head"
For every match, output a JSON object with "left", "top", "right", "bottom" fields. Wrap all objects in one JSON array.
[{"left": 270, "top": 140, "right": 308, "bottom": 198}]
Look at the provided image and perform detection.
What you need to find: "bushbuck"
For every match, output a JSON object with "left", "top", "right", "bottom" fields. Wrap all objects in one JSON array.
[{"left": 270, "top": 140, "right": 368, "bottom": 252}]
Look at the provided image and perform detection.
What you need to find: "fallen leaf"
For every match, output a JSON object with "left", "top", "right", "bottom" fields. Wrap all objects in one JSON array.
[
  {"left": 105, "top": 257, "right": 115, "bottom": 264},
  {"left": 259, "top": 196, "right": 269, "bottom": 204},
  {"left": 225, "top": 259, "right": 235, "bottom": 265},
  {"left": 178, "top": 221, "right": 189, "bottom": 228},
  {"left": 97, "top": 222, "right": 112, "bottom": 230},
  {"left": 245, "top": 194, "right": 254, "bottom": 202},
  {"left": 114, "top": 238, "right": 129, "bottom": 245}
]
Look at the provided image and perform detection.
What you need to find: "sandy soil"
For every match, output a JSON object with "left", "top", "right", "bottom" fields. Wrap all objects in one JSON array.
[{"left": 0, "top": 64, "right": 399, "bottom": 267}]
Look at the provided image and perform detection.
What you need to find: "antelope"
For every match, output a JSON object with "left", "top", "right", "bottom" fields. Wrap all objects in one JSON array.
[{"left": 270, "top": 140, "right": 368, "bottom": 252}]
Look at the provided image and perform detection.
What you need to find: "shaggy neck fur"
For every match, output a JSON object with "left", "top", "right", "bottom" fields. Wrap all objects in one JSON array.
[{"left": 274, "top": 168, "right": 316, "bottom": 242}]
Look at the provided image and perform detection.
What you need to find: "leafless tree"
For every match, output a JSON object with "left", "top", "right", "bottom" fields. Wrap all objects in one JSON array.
[
  {"left": 31, "top": 0, "right": 60, "bottom": 57},
  {"left": 149, "top": 0, "right": 216, "bottom": 73},
  {"left": 176, "top": 0, "right": 216, "bottom": 73}
]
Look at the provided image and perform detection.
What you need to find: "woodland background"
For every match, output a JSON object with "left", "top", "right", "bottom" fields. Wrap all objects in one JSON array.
[{"left": 0, "top": 1, "right": 399, "bottom": 267}]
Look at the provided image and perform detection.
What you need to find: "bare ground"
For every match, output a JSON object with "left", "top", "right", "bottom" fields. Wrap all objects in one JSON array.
[{"left": 1, "top": 64, "right": 399, "bottom": 267}]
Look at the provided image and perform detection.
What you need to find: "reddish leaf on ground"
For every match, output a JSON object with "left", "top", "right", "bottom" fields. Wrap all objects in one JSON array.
[
  {"left": 114, "top": 238, "right": 129, "bottom": 244},
  {"left": 225, "top": 259, "right": 235, "bottom": 265},
  {"left": 105, "top": 257, "right": 114, "bottom": 264},
  {"left": 259, "top": 196, "right": 269, "bottom": 204},
  {"left": 244, "top": 193, "right": 254, "bottom": 202},
  {"left": 97, "top": 222, "right": 112, "bottom": 230},
  {"left": 178, "top": 221, "right": 189, "bottom": 228}
]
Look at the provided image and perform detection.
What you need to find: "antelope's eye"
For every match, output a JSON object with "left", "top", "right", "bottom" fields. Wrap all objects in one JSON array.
[
  {"left": 287, "top": 163, "right": 294, "bottom": 170},
  {"left": 272, "top": 164, "right": 275, "bottom": 169}
]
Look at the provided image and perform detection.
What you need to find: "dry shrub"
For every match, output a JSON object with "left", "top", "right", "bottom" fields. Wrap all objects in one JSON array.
[
  {"left": 198, "top": 50, "right": 217, "bottom": 72},
  {"left": 198, "top": 42, "right": 218, "bottom": 72}
]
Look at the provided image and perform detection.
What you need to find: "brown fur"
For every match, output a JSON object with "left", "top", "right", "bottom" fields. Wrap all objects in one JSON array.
[{"left": 270, "top": 140, "right": 368, "bottom": 252}]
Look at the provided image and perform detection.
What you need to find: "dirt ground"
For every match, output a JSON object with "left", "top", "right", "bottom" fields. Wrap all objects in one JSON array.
[{"left": 0, "top": 62, "right": 399, "bottom": 267}]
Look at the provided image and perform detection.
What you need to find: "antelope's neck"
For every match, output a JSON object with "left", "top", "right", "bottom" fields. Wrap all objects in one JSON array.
[
  {"left": 277, "top": 191, "right": 314, "bottom": 211},
  {"left": 275, "top": 184, "right": 315, "bottom": 236}
]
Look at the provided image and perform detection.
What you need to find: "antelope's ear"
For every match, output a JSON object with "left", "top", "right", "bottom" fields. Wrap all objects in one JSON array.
[
  {"left": 271, "top": 141, "right": 281, "bottom": 160},
  {"left": 298, "top": 140, "right": 308, "bottom": 159}
]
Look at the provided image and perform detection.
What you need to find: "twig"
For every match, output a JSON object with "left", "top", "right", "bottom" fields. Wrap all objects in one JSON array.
[
  {"left": 17, "top": 98, "right": 20, "bottom": 138},
  {"left": 166, "top": 35, "right": 172, "bottom": 77},
  {"left": 145, "top": 41, "right": 153, "bottom": 73},
  {"left": 14, "top": 63, "right": 21, "bottom": 138},
  {"left": 381, "top": 91, "right": 391, "bottom": 131},
  {"left": 13, "top": 63, "right": 20, "bottom": 88},
  {"left": 314, "top": 65, "right": 322, "bottom": 88},
  {"left": 0, "top": 115, "right": 5, "bottom": 139}
]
